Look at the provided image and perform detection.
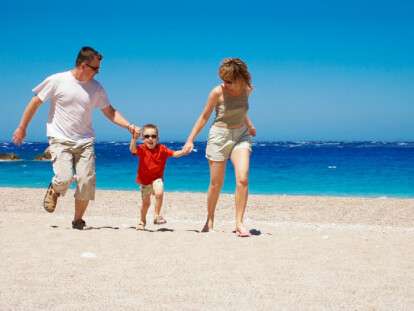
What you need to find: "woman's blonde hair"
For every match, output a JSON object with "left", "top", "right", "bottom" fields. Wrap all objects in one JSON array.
[{"left": 219, "top": 58, "right": 252, "bottom": 88}]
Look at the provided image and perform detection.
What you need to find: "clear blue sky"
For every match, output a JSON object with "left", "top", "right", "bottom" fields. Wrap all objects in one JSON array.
[{"left": 1, "top": 0, "right": 413, "bottom": 141}]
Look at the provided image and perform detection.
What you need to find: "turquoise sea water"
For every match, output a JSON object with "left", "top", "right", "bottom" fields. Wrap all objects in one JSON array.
[{"left": 1, "top": 141, "right": 414, "bottom": 197}]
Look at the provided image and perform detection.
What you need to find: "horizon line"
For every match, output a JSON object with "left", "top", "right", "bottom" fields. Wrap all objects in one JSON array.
[{"left": 2, "top": 140, "right": 414, "bottom": 144}]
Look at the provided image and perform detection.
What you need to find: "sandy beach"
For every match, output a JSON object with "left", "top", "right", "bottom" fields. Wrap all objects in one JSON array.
[{"left": 1, "top": 187, "right": 413, "bottom": 310}]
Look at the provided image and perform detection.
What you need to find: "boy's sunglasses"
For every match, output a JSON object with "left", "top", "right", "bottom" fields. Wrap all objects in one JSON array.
[{"left": 143, "top": 134, "right": 157, "bottom": 139}]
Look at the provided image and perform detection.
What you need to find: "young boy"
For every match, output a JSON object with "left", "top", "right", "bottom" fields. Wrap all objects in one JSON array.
[{"left": 130, "top": 124, "right": 186, "bottom": 230}]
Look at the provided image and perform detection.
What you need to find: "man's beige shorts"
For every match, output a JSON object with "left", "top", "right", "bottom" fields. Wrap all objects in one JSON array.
[
  {"left": 48, "top": 138, "right": 96, "bottom": 201},
  {"left": 140, "top": 178, "right": 163, "bottom": 197},
  {"left": 205, "top": 125, "right": 252, "bottom": 161}
]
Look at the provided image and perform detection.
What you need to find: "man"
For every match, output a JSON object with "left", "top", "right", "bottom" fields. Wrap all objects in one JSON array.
[{"left": 12, "top": 46, "right": 139, "bottom": 230}]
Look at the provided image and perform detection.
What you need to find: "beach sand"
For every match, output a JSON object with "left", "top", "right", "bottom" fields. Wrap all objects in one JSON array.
[{"left": 1, "top": 187, "right": 413, "bottom": 310}]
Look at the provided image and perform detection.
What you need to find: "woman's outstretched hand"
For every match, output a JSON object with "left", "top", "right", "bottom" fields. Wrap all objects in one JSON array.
[{"left": 182, "top": 141, "right": 194, "bottom": 155}]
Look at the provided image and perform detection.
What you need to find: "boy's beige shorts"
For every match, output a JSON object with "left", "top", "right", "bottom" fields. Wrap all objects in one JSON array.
[
  {"left": 206, "top": 125, "right": 252, "bottom": 161},
  {"left": 140, "top": 178, "right": 163, "bottom": 197},
  {"left": 48, "top": 138, "right": 96, "bottom": 201}
]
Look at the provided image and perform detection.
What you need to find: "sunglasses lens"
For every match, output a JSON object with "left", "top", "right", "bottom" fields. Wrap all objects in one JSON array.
[{"left": 86, "top": 64, "right": 99, "bottom": 71}]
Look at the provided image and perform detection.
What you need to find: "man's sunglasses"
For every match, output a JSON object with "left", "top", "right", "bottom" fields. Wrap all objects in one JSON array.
[
  {"left": 86, "top": 63, "right": 100, "bottom": 72},
  {"left": 143, "top": 134, "right": 157, "bottom": 139}
]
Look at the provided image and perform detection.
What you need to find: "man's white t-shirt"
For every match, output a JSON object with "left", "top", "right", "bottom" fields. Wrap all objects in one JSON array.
[{"left": 33, "top": 71, "right": 110, "bottom": 142}]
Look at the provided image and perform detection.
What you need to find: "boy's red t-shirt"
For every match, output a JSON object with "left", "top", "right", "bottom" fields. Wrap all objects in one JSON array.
[{"left": 132, "top": 144, "right": 175, "bottom": 185}]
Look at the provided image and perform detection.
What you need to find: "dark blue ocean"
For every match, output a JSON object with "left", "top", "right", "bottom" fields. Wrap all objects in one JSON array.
[{"left": 1, "top": 141, "right": 414, "bottom": 197}]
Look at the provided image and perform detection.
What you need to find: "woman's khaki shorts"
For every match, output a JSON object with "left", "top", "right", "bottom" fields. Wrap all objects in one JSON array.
[{"left": 206, "top": 125, "right": 252, "bottom": 161}]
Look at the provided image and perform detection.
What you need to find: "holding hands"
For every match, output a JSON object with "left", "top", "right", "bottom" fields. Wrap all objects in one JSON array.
[
  {"left": 182, "top": 141, "right": 194, "bottom": 155},
  {"left": 127, "top": 124, "right": 141, "bottom": 138}
]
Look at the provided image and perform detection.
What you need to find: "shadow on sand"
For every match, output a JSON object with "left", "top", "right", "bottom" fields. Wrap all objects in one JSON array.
[
  {"left": 50, "top": 225, "right": 264, "bottom": 235},
  {"left": 249, "top": 229, "right": 262, "bottom": 236},
  {"left": 186, "top": 228, "right": 263, "bottom": 236},
  {"left": 84, "top": 226, "right": 120, "bottom": 230},
  {"left": 127, "top": 226, "right": 174, "bottom": 232},
  {"left": 50, "top": 225, "right": 120, "bottom": 230}
]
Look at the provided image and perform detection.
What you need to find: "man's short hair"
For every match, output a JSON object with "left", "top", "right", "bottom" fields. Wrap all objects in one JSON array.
[{"left": 75, "top": 46, "right": 102, "bottom": 66}]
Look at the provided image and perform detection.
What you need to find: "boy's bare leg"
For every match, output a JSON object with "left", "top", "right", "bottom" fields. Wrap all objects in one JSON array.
[
  {"left": 230, "top": 148, "right": 250, "bottom": 235},
  {"left": 152, "top": 179, "right": 164, "bottom": 220},
  {"left": 74, "top": 199, "right": 89, "bottom": 221},
  {"left": 202, "top": 160, "right": 226, "bottom": 232},
  {"left": 139, "top": 195, "right": 151, "bottom": 229}
]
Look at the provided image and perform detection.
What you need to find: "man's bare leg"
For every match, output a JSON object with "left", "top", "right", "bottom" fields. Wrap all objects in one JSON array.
[{"left": 74, "top": 199, "right": 89, "bottom": 221}]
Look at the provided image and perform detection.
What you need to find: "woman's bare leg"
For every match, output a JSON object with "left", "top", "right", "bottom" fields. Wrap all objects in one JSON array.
[
  {"left": 230, "top": 148, "right": 250, "bottom": 234},
  {"left": 202, "top": 160, "right": 226, "bottom": 232}
]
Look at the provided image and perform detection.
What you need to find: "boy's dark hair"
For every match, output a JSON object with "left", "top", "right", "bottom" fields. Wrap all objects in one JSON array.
[
  {"left": 142, "top": 123, "right": 159, "bottom": 136},
  {"left": 75, "top": 46, "right": 102, "bottom": 66}
]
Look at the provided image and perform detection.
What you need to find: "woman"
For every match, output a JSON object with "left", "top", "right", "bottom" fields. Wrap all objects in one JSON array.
[{"left": 183, "top": 58, "right": 256, "bottom": 237}]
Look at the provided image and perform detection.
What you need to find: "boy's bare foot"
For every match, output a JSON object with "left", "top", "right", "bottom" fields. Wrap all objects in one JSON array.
[{"left": 136, "top": 222, "right": 146, "bottom": 231}]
